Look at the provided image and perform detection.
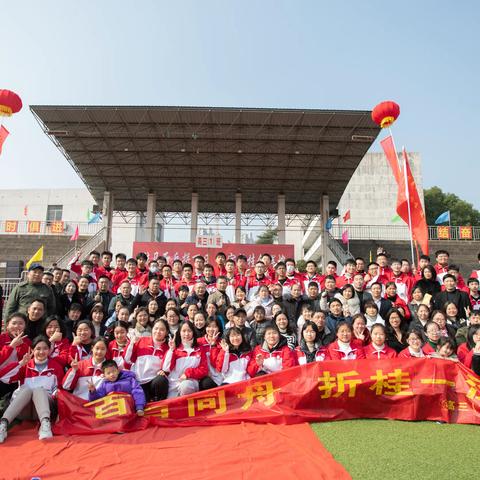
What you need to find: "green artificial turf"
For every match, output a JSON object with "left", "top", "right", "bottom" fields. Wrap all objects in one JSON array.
[{"left": 311, "top": 419, "right": 478, "bottom": 480}]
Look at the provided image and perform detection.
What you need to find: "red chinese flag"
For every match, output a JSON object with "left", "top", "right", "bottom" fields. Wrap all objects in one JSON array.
[
  {"left": 342, "top": 210, "right": 351, "bottom": 223},
  {"left": 70, "top": 225, "right": 79, "bottom": 241},
  {"left": 0, "top": 125, "right": 9, "bottom": 155},
  {"left": 381, "top": 137, "right": 429, "bottom": 255}
]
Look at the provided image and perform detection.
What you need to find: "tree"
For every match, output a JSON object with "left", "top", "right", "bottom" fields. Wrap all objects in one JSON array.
[
  {"left": 255, "top": 228, "right": 278, "bottom": 244},
  {"left": 424, "top": 186, "right": 480, "bottom": 226}
]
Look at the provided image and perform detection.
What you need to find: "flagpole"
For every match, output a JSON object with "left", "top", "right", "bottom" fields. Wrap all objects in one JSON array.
[{"left": 402, "top": 147, "right": 416, "bottom": 266}]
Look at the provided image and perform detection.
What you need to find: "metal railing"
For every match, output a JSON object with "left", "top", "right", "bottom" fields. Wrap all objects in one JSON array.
[
  {"left": 326, "top": 231, "right": 354, "bottom": 264},
  {"left": 330, "top": 224, "right": 480, "bottom": 241},
  {"left": 0, "top": 277, "right": 23, "bottom": 302},
  {"left": 56, "top": 227, "right": 106, "bottom": 269},
  {"left": 0, "top": 220, "right": 103, "bottom": 236}
]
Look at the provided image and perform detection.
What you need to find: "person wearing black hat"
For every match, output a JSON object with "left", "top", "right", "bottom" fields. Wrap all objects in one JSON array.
[{"left": 5, "top": 263, "right": 56, "bottom": 318}]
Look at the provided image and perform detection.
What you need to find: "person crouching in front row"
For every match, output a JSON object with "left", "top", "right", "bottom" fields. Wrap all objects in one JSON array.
[
  {"left": 87, "top": 359, "right": 146, "bottom": 416},
  {"left": 0, "top": 335, "right": 64, "bottom": 443}
]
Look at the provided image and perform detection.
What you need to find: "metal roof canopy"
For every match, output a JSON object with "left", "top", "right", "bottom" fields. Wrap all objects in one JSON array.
[{"left": 31, "top": 105, "right": 380, "bottom": 214}]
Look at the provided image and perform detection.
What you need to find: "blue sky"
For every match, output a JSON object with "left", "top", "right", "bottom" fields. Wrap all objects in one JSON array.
[{"left": 1, "top": 0, "right": 479, "bottom": 209}]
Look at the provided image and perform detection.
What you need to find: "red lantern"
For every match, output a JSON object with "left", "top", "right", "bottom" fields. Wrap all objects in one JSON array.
[
  {"left": 0, "top": 90, "right": 22, "bottom": 117},
  {"left": 371, "top": 101, "right": 400, "bottom": 128}
]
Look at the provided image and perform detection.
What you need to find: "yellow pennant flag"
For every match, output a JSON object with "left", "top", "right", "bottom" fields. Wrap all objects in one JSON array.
[{"left": 26, "top": 246, "right": 44, "bottom": 269}]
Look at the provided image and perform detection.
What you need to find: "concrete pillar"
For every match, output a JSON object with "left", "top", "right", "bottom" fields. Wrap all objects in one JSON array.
[
  {"left": 320, "top": 194, "right": 329, "bottom": 271},
  {"left": 190, "top": 192, "right": 199, "bottom": 243},
  {"left": 277, "top": 194, "right": 286, "bottom": 244},
  {"left": 235, "top": 192, "right": 242, "bottom": 243},
  {"left": 102, "top": 191, "right": 114, "bottom": 250},
  {"left": 146, "top": 193, "right": 156, "bottom": 242}
]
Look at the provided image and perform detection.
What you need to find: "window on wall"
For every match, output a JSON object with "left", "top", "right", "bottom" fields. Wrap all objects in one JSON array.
[{"left": 46, "top": 205, "right": 63, "bottom": 223}]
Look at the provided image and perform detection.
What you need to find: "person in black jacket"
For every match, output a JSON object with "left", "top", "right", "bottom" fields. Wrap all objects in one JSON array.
[
  {"left": 369, "top": 282, "right": 393, "bottom": 319},
  {"left": 414, "top": 265, "right": 441, "bottom": 297},
  {"left": 131, "top": 278, "right": 168, "bottom": 317},
  {"left": 282, "top": 284, "right": 304, "bottom": 324},
  {"left": 86, "top": 275, "right": 114, "bottom": 316},
  {"left": 434, "top": 274, "right": 470, "bottom": 315}
]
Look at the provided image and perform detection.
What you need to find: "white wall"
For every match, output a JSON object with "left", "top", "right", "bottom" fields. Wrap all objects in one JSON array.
[{"left": 0, "top": 188, "right": 96, "bottom": 222}]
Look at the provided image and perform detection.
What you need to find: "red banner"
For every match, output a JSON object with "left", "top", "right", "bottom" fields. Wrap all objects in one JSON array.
[
  {"left": 54, "top": 359, "right": 480, "bottom": 435},
  {"left": 132, "top": 242, "right": 295, "bottom": 267}
]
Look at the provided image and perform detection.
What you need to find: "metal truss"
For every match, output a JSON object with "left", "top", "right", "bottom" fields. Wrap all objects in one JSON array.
[{"left": 112, "top": 210, "right": 320, "bottom": 229}]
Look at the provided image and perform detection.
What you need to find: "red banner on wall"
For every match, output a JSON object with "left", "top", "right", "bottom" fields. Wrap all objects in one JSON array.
[
  {"left": 54, "top": 358, "right": 480, "bottom": 435},
  {"left": 132, "top": 242, "right": 295, "bottom": 266}
]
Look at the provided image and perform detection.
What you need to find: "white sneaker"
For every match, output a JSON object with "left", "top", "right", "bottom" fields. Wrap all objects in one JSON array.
[
  {"left": 38, "top": 418, "right": 52, "bottom": 440},
  {"left": 0, "top": 421, "right": 7, "bottom": 443}
]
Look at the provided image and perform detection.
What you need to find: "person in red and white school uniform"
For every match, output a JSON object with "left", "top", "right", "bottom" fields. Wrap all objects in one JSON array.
[
  {"left": 62, "top": 337, "right": 109, "bottom": 400},
  {"left": 41, "top": 316, "right": 71, "bottom": 369},
  {"left": 364, "top": 263, "right": 390, "bottom": 293},
  {"left": 246, "top": 262, "right": 271, "bottom": 300},
  {"left": 376, "top": 253, "right": 392, "bottom": 278},
  {"left": 318, "top": 261, "right": 339, "bottom": 290},
  {"left": 302, "top": 260, "right": 323, "bottom": 292},
  {"left": 284, "top": 258, "right": 305, "bottom": 293},
  {"left": 0, "top": 336, "right": 64, "bottom": 443},
  {"left": 68, "top": 320, "right": 96, "bottom": 363},
  {"left": 174, "top": 264, "right": 197, "bottom": 295},
  {"left": 212, "top": 252, "right": 228, "bottom": 278},
  {"left": 247, "top": 325, "right": 297, "bottom": 377},
  {"left": 470, "top": 254, "right": 480, "bottom": 282},
  {"left": 386, "top": 259, "right": 416, "bottom": 303},
  {"left": 434, "top": 250, "right": 450, "bottom": 284},
  {"left": 106, "top": 321, "right": 131, "bottom": 370},
  {"left": 158, "top": 264, "right": 178, "bottom": 299},
  {"left": 112, "top": 259, "right": 145, "bottom": 296},
  {"left": 197, "top": 318, "right": 224, "bottom": 388},
  {"left": 0, "top": 314, "right": 31, "bottom": 371},
  {"left": 162, "top": 321, "right": 208, "bottom": 398},
  {"left": 93, "top": 250, "right": 114, "bottom": 280},
  {"left": 110, "top": 255, "right": 128, "bottom": 294},
  {"left": 295, "top": 321, "right": 327, "bottom": 364},
  {"left": 326, "top": 322, "right": 365, "bottom": 360},
  {"left": 124, "top": 319, "right": 170, "bottom": 401},
  {"left": 363, "top": 324, "right": 397, "bottom": 359},
  {"left": 224, "top": 259, "right": 246, "bottom": 301},
  {"left": 216, "top": 326, "right": 253, "bottom": 384},
  {"left": 336, "top": 259, "right": 358, "bottom": 289}
]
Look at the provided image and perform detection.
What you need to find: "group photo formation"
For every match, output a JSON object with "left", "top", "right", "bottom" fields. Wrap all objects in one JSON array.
[{"left": 2, "top": 2, "right": 480, "bottom": 479}]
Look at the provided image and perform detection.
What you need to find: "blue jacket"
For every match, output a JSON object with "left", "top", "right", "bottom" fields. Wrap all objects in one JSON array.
[{"left": 88, "top": 370, "right": 146, "bottom": 410}]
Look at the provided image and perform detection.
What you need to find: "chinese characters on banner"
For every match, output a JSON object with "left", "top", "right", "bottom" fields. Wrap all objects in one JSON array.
[
  {"left": 4, "top": 220, "right": 18, "bottom": 233},
  {"left": 54, "top": 358, "right": 480, "bottom": 435},
  {"left": 132, "top": 242, "right": 295, "bottom": 267}
]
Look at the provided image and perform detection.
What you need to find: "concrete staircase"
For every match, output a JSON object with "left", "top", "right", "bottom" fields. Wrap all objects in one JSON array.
[
  {"left": 0, "top": 234, "right": 90, "bottom": 276},
  {"left": 348, "top": 240, "right": 480, "bottom": 277}
]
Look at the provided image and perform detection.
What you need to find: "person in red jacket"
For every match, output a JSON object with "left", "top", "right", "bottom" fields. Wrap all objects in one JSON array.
[
  {"left": 326, "top": 322, "right": 365, "bottom": 360},
  {"left": 0, "top": 313, "right": 32, "bottom": 400},
  {"left": 216, "top": 326, "right": 253, "bottom": 384},
  {"left": 163, "top": 321, "right": 208, "bottom": 398},
  {"left": 363, "top": 324, "right": 397, "bottom": 359},
  {"left": 0, "top": 335, "right": 64, "bottom": 443},
  {"left": 247, "top": 325, "right": 297, "bottom": 377},
  {"left": 457, "top": 325, "right": 480, "bottom": 369},
  {"left": 398, "top": 329, "right": 426, "bottom": 358},
  {"left": 63, "top": 337, "right": 109, "bottom": 400},
  {"left": 106, "top": 320, "right": 131, "bottom": 371},
  {"left": 41, "top": 316, "right": 71, "bottom": 368},
  {"left": 124, "top": 319, "right": 170, "bottom": 401}
]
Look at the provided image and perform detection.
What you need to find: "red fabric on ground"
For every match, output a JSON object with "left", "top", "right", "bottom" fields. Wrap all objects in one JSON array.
[{"left": 0, "top": 421, "right": 350, "bottom": 480}]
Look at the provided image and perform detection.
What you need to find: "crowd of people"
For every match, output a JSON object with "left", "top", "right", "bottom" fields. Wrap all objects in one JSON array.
[{"left": 1, "top": 247, "right": 480, "bottom": 443}]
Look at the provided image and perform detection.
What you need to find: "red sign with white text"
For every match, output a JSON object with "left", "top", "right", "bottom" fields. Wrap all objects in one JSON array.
[
  {"left": 132, "top": 242, "right": 295, "bottom": 266},
  {"left": 54, "top": 358, "right": 480, "bottom": 435}
]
